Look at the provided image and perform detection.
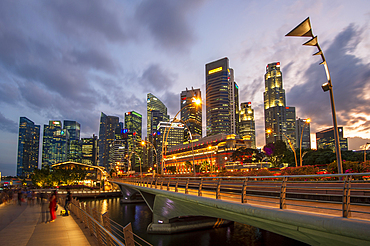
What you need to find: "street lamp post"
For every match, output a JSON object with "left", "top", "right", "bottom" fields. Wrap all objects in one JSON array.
[
  {"left": 141, "top": 140, "right": 158, "bottom": 175},
  {"left": 299, "top": 118, "right": 311, "bottom": 167},
  {"left": 127, "top": 150, "right": 142, "bottom": 177},
  {"left": 286, "top": 17, "right": 343, "bottom": 174},
  {"left": 161, "top": 98, "right": 201, "bottom": 176},
  {"left": 282, "top": 132, "right": 298, "bottom": 167}
]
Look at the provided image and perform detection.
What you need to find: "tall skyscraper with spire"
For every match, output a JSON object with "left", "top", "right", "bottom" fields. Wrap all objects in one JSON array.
[
  {"left": 180, "top": 87, "right": 202, "bottom": 140},
  {"left": 264, "top": 62, "right": 287, "bottom": 144},
  {"left": 205, "top": 57, "right": 238, "bottom": 136},
  {"left": 17, "top": 117, "right": 40, "bottom": 178}
]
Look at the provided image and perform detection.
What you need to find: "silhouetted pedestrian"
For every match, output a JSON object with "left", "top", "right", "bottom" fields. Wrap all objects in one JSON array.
[
  {"left": 17, "top": 190, "right": 22, "bottom": 206},
  {"left": 40, "top": 192, "right": 49, "bottom": 223},
  {"left": 64, "top": 189, "right": 72, "bottom": 216}
]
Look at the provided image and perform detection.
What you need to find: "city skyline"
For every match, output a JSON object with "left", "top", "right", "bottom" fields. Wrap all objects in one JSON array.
[{"left": 1, "top": 1, "right": 370, "bottom": 175}]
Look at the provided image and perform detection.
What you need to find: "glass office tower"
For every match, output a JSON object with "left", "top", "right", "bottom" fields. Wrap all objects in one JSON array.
[
  {"left": 42, "top": 121, "right": 69, "bottom": 169},
  {"left": 98, "top": 112, "right": 120, "bottom": 170},
  {"left": 206, "top": 57, "right": 238, "bottom": 136},
  {"left": 147, "top": 93, "right": 169, "bottom": 137},
  {"left": 125, "top": 111, "right": 142, "bottom": 170},
  {"left": 238, "top": 102, "right": 256, "bottom": 149},
  {"left": 180, "top": 87, "right": 202, "bottom": 141},
  {"left": 17, "top": 117, "right": 40, "bottom": 178},
  {"left": 286, "top": 107, "right": 297, "bottom": 148},
  {"left": 64, "top": 120, "right": 81, "bottom": 162},
  {"left": 81, "top": 134, "right": 98, "bottom": 166}
]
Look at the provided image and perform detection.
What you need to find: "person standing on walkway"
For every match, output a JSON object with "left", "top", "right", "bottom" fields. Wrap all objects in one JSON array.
[
  {"left": 64, "top": 189, "right": 72, "bottom": 216},
  {"left": 49, "top": 190, "right": 57, "bottom": 222},
  {"left": 17, "top": 189, "right": 22, "bottom": 206},
  {"left": 40, "top": 192, "right": 49, "bottom": 223}
]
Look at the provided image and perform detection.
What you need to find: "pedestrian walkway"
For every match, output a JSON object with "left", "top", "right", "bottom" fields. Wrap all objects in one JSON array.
[{"left": 0, "top": 201, "right": 93, "bottom": 246}]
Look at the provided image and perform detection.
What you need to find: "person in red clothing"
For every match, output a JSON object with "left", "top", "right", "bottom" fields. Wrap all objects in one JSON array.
[{"left": 49, "top": 190, "right": 57, "bottom": 222}]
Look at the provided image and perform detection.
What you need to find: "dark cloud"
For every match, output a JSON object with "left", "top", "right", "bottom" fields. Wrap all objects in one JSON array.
[
  {"left": 288, "top": 24, "right": 370, "bottom": 132},
  {"left": 44, "top": 0, "right": 127, "bottom": 42},
  {"left": 135, "top": 0, "right": 204, "bottom": 51},
  {"left": 140, "top": 64, "right": 176, "bottom": 92},
  {"left": 0, "top": 112, "right": 17, "bottom": 133},
  {"left": 161, "top": 91, "right": 181, "bottom": 117}
]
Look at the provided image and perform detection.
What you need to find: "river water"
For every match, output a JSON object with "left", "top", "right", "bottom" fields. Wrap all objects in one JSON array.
[{"left": 84, "top": 197, "right": 308, "bottom": 246}]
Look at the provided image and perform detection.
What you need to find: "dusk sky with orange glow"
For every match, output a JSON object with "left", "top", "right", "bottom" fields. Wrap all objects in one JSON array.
[{"left": 1, "top": 0, "right": 370, "bottom": 175}]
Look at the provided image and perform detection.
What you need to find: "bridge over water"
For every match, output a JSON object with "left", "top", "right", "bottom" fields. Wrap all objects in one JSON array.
[{"left": 110, "top": 173, "right": 370, "bottom": 246}]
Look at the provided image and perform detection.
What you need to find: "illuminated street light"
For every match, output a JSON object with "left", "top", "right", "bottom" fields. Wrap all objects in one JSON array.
[
  {"left": 141, "top": 140, "right": 158, "bottom": 175},
  {"left": 161, "top": 98, "right": 201, "bottom": 176},
  {"left": 286, "top": 17, "right": 343, "bottom": 174}
]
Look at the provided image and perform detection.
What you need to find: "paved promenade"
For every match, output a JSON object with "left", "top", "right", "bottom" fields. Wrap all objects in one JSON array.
[{"left": 0, "top": 201, "right": 94, "bottom": 246}]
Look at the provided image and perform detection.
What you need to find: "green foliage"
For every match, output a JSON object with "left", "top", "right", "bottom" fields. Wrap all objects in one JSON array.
[
  {"left": 281, "top": 166, "right": 319, "bottom": 176},
  {"left": 231, "top": 147, "right": 262, "bottom": 163},
  {"left": 31, "top": 167, "right": 87, "bottom": 188},
  {"left": 263, "top": 140, "right": 287, "bottom": 167},
  {"left": 303, "top": 149, "right": 336, "bottom": 165},
  {"left": 327, "top": 161, "right": 370, "bottom": 174}
]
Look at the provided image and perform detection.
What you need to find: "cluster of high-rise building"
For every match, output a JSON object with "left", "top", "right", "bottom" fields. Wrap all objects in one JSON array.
[{"left": 16, "top": 57, "right": 348, "bottom": 177}]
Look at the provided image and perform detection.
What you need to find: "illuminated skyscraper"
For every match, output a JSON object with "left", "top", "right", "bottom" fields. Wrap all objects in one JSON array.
[
  {"left": 238, "top": 102, "right": 256, "bottom": 148},
  {"left": 206, "top": 57, "right": 238, "bottom": 136},
  {"left": 316, "top": 127, "right": 347, "bottom": 151},
  {"left": 17, "top": 117, "right": 40, "bottom": 178},
  {"left": 296, "top": 118, "right": 311, "bottom": 150},
  {"left": 81, "top": 135, "right": 98, "bottom": 166},
  {"left": 125, "top": 111, "right": 142, "bottom": 170},
  {"left": 264, "top": 62, "right": 286, "bottom": 144},
  {"left": 147, "top": 93, "right": 169, "bottom": 137},
  {"left": 125, "top": 111, "right": 142, "bottom": 138},
  {"left": 285, "top": 107, "right": 297, "bottom": 148},
  {"left": 64, "top": 120, "right": 81, "bottom": 162},
  {"left": 180, "top": 87, "right": 202, "bottom": 140},
  {"left": 42, "top": 120, "right": 69, "bottom": 168},
  {"left": 98, "top": 112, "right": 120, "bottom": 170}
]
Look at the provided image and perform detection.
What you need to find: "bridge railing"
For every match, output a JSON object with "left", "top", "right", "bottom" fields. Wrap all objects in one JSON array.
[
  {"left": 66, "top": 197, "right": 153, "bottom": 246},
  {"left": 111, "top": 172, "right": 370, "bottom": 219}
]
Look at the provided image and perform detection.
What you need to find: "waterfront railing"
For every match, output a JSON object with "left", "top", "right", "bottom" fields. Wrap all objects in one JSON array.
[
  {"left": 65, "top": 197, "right": 153, "bottom": 246},
  {"left": 111, "top": 172, "right": 370, "bottom": 220}
]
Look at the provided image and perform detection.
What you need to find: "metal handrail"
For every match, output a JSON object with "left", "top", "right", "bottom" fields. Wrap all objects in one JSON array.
[
  {"left": 111, "top": 172, "right": 370, "bottom": 219},
  {"left": 69, "top": 199, "right": 125, "bottom": 246}
]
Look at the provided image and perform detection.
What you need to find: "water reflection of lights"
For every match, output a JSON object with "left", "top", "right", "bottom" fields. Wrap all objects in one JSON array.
[{"left": 101, "top": 199, "right": 108, "bottom": 214}]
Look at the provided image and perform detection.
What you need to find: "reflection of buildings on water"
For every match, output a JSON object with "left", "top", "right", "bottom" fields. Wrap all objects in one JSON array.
[{"left": 163, "top": 133, "right": 252, "bottom": 174}]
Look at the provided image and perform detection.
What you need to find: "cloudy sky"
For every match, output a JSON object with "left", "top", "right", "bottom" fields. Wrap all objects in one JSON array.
[{"left": 1, "top": 0, "right": 370, "bottom": 176}]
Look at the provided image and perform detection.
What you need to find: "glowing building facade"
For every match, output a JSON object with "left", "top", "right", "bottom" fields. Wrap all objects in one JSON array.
[
  {"left": 206, "top": 57, "right": 238, "bottom": 136},
  {"left": 180, "top": 87, "right": 202, "bottom": 141},
  {"left": 17, "top": 117, "right": 40, "bottom": 178},
  {"left": 42, "top": 120, "right": 69, "bottom": 169},
  {"left": 238, "top": 102, "right": 256, "bottom": 148},
  {"left": 264, "top": 62, "right": 287, "bottom": 144},
  {"left": 98, "top": 112, "right": 120, "bottom": 170}
]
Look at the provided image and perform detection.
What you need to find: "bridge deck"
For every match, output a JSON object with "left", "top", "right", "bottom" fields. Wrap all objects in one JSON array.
[
  {"left": 0, "top": 201, "right": 95, "bottom": 246},
  {"left": 173, "top": 186, "right": 370, "bottom": 221}
]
